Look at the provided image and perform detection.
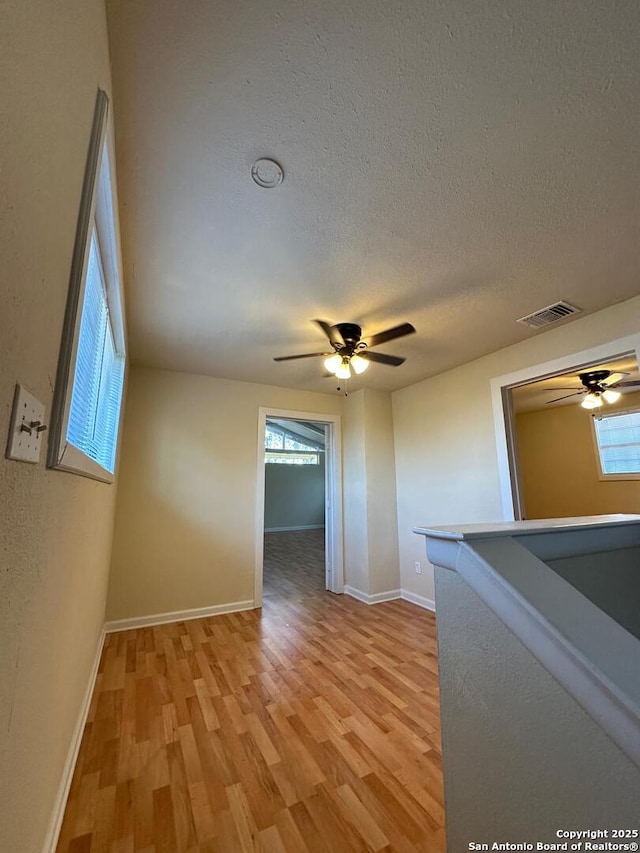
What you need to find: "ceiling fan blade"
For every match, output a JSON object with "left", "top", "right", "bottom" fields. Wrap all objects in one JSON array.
[
  {"left": 313, "top": 319, "right": 343, "bottom": 348},
  {"left": 602, "top": 372, "right": 628, "bottom": 386},
  {"left": 614, "top": 379, "right": 640, "bottom": 387},
  {"left": 360, "top": 350, "right": 405, "bottom": 367},
  {"left": 273, "top": 352, "right": 329, "bottom": 362},
  {"left": 545, "top": 391, "right": 583, "bottom": 404},
  {"left": 365, "top": 322, "right": 416, "bottom": 348},
  {"left": 542, "top": 386, "right": 583, "bottom": 391}
]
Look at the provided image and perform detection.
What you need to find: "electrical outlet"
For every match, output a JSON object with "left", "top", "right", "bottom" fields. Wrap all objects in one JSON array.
[
  {"left": 6, "top": 384, "right": 47, "bottom": 464},
  {"left": 414, "top": 561, "right": 422, "bottom": 574}
]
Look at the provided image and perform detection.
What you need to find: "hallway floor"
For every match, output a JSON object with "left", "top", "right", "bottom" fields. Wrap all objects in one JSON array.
[
  {"left": 56, "top": 548, "right": 444, "bottom": 852},
  {"left": 263, "top": 529, "right": 326, "bottom": 599}
]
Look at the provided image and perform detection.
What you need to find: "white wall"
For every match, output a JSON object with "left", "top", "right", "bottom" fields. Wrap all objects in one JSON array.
[
  {"left": 0, "top": 2, "right": 118, "bottom": 850},
  {"left": 264, "top": 462, "right": 325, "bottom": 531},
  {"left": 393, "top": 294, "right": 640, "bottom": 603},
  {"left": 107, "top": 367, "right": 342, "bottom": 620}
]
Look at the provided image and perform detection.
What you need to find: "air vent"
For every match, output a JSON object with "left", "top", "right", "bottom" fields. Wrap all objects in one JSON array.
[{"left": 517, "top": 300, "right": 581, "bottom": 329}]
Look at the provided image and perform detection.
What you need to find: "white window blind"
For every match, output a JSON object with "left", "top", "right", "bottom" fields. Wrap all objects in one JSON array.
[
  {"left": 67, "top": 230, "right": 124, "bottom": 474},
  {"left": 593, "top": 409, "right": 640, "bottom": 475}
]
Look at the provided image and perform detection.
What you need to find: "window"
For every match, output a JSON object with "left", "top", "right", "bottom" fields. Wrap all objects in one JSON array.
[
  {"left": 265, "top": 424, "right": 323, "bottom": 464},
  {"left": 592, "top": 408, "right": 640, "bottom": 479},
  {"left": 48, "top": 90, "right": 126, "bottom": 482}
]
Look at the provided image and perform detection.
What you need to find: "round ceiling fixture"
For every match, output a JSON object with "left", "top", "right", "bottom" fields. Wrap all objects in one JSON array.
[{"left": 251, "top": 158, "right": 284, "bottom": 188}]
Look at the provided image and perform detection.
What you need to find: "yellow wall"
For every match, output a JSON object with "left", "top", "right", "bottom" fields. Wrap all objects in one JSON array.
[
  {"left": 107, "top": 367, "right": 343, "bottom": 620},
  {"left": 516, "top": 392, "right": 640, "bottom": 519},
  {"left": 392, "top": 294, "right": 640, "bottom": 604},
  {"left": 0, "top": 2, "right": 118, "bottom": 850}
]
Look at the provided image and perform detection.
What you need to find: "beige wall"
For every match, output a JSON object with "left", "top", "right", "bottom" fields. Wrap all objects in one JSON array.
[
  {"left": 343, "top": 391, "right": 371, "bottom": 593},
  {"left": 107, "top": 367, "right": 342, "bottom": 620},
  {"left": 363, "top": 390, "right": 401, "bottom": 595},
  {"left": 0, "top": 3, "right": 118, "bottom": 851},
  {"left": 343, "top": 389, "right": 400, "bottom": 596},
  {"left": 516, "top": 391, "right": 640, "bottom": 519},
  {"left": 392, "top": 294, "right": 640, "bottom": 604}
]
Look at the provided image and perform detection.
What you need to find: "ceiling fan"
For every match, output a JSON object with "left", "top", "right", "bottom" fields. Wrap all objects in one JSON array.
[
  {"left": 545, "top": 369, "right": 640, "bottom": 409},
  {"left": 274, "top": 319, "right": 416, "bottom": 380}
]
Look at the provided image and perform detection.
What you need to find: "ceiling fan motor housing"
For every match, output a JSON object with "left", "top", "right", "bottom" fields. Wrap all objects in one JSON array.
[
  {"left": 579, "top": 370, "right": 612, "bottom": 390},
  {"left": 333, "top": 323, "right": 363, "bottom": 353}
]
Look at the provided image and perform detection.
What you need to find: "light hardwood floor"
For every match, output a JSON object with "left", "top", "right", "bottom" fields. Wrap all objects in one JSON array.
[{"left": 56, "top": 537, "right": 444, "bottom": 852}]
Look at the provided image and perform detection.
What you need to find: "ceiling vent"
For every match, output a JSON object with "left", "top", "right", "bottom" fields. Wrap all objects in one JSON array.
[{"left": 517, "top": 300, "right": 581, "bottom": 329}]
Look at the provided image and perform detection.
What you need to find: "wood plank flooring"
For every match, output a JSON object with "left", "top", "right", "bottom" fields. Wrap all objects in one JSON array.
[
  {"left": 56, "top": 537, "right": 444, "bottom": 852},
  {"left": 263, "top": 529, "right": 326, "bottom": 599}
]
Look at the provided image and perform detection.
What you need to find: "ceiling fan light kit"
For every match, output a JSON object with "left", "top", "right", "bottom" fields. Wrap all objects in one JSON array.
[
  {"left": 334, "top": 358, "right": 353, "bottom": 380},
  {"left": 323, "top": 353, "right": 343, "bottom": 374},
  {"left": 601, "top": 388, "right": 621, "bottom": 404},
  {"left": 581, "top": 393, "right": 604, "bottom": 410},
  {"left": 350, "top": 353, "right": 369, "bottom": 375}
]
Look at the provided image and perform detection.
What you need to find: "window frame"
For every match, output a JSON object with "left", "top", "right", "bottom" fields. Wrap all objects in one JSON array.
[
  {"left": 264, "top": 423, "right": 324, "bottom": 451},
  {"left": 265, "top": 449, "right": 323, "bottom": 464},
  {"left": 590, "top": 406, "right": 640, "bottom": 481},
  {"left": 48, "top": 90, "right": 127, "bottom": 483},
  {"left": 264, "top": 422, "right": 325, "bottom": 465}
]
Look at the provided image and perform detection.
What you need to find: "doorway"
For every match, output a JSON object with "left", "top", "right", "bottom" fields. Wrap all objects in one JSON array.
[
  {"left": 254, "top": 408, "right": 344, "bottom": 605},
  {"left": 263, "top": 418, "right": 326, "bottom": 599},
  {"left": 490, "top": 333, "right": 640, "bottom": 521},
  {"left": 510, "top": 355, "right": 640, "bottom": 519}
]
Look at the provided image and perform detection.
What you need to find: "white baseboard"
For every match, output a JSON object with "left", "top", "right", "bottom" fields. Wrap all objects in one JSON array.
[
  {"left": 344, "top": 585, "right": 401, "bottom": 605},
  {"left": 42, "top": 628, "right": 105, "bottom": 853},
  {"left": 344, "top": 585, "right": 436, "bottom": 612},
  {"left": 264, "top": 524, "right": 325, "bottom": 533},
  {"left": 401, "top": 589, "right": 436, "bottom": 612},
  {"left": 104, "top": 599, "right": 256, "bottom": 633}
]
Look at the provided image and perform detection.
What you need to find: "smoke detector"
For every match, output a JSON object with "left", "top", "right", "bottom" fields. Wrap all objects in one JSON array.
[{"left": 251, "top": 158, "right": 284, "bottom": 188}]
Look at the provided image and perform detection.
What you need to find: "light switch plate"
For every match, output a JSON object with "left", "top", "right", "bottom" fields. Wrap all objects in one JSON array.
[{"left": 6, "top": 384, "right": 47, "bottom": 464}]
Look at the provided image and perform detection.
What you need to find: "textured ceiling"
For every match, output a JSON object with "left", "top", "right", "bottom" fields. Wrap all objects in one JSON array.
[{"left": 106, "top": 0, "right": 640, "bottom": 393}]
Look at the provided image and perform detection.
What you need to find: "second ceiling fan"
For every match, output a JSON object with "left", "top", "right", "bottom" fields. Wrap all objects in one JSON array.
[
  {"left": 545, "top": 369, "right": 640, "bottom": 409},
  {"left": 274, "top": 319, "right": 416, "bottom": 379}
]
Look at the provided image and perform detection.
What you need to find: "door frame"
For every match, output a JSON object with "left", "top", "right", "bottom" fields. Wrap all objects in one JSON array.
[
  {"left": 254, "top": 407, "right": 344, "bottom": 605},
  {"left": 490, "top": 333, "right": 640, "bottom": 520}
]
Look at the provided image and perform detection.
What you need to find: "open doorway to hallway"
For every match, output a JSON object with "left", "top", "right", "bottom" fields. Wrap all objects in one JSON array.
[
  {"left": 263, "top": 417, "right": 328, "bottom": 600},
  {"left": 505, "top": 354, "right": 640, "bottom": 519},
  {"left": 254, "top": 407, "right": 344, "bottom": 606}
]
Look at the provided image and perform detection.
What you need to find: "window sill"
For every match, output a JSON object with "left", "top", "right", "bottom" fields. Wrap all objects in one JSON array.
[{"left": 50, "top": 441, "right": 114, "bottom": 483}]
